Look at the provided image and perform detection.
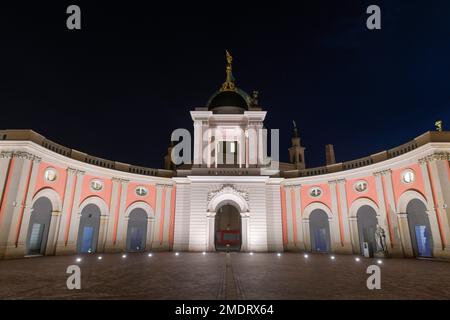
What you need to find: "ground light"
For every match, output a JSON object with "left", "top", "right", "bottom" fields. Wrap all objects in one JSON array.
[
  {"left": 175, "top": 252, "right": 180, "bottom": 256},
  {"left": 97, "top": 256, "right": 102, "bottom": 260},
  {"left": 304, "top": 254, "right": 309, "bottom": 258},
  {"left": 148, "top": 253, "right": 152, "bottom": 257},
  {"left": 122, "top": 254, "right": 127, "bottom": 258},
  {"left": 355, "top": 257, "right": 361, "bottom": 262},
  {"left": 249, "top": 252, "right": 254, "bottom": 255},
  {"left": 202, "top": 251, "right": 206, "bottom": 255},
  {"left": 76, "top": 257, "right": 82, "bottom": 263},
  {"left": 377, "top": 259, "right": 383, "bottom": 264},
  {"left": 277, "top": 253, "right": 281, "bottom": 257},
  {"left": 330, "top": 255, "right": 336, "bottom": 260}
]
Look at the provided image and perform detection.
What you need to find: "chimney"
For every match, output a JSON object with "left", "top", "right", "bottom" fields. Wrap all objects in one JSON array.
[{"left": 325, "top": 144, "right": 336, "bottom": 165}]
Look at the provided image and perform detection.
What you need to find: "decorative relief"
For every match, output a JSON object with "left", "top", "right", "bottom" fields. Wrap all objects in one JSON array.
[
  {"left": 419, "top": 152, "right": 450, "bottom": 164},
  {"left": 0, "top": 151, "right": 41, "bottom": 162},
  {"left": 207, "top": 184, "right": 249, "bottom": 202},
  {"left": 373, "top": 169, "right": 392, "bottom": 177}
]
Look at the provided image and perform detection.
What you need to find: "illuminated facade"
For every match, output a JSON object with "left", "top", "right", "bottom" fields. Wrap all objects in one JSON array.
[{"left": 0, "top": 55, "right": 450, "bottom": 260}]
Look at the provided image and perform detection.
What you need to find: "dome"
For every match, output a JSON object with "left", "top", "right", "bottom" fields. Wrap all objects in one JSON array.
[{"left": 207, "top": 90, "right": 250, "bottom": 113}]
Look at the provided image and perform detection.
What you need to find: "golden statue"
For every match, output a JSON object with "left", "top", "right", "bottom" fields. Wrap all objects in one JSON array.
[
  {"left": 435, "top": 120, "right": 443, "bottom": 132},
  {"left": 220, "top": 50, "right": 236, "bottom": 92}
]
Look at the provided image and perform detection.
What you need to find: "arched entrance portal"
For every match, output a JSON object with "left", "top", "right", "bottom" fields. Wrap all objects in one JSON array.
[
  {"left": 357, "top": 205, "right": 378, "bottom": 257},
  {"left": 77, "top": 204, "right": 101, "bottom": 253},
  {"left": 126, "top": 208, "right": 148, "bottom": 252},
  {"left": 309, "top": 209, "right": 331, "bottom": 253},
  {"left": 407, "top": 199, "right": 433, "bottom": 257},
  {"left": 26, "top": 197, "right": 52, "bottom": 255},
  {"left": 215, "top": 204, "right": 241, "bottom": 251}
]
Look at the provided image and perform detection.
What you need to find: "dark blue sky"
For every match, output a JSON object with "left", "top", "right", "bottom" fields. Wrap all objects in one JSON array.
[{"left": 1, "top": 1, "right": 449, "bottom": 168}]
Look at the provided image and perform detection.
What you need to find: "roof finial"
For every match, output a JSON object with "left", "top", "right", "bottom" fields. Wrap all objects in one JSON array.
[
  {"left": 292, "top": 120, "right": 299, "bottom": 138},
  {"left": 220, "top": 50, "right": 236, "bottom": 92},
  {"left": 435, "top": 120, "right": 443, "bottom": 132}
]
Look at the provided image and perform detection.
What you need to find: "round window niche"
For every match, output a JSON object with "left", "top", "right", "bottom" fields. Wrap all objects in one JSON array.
[
  {"left": 309, "top": 187, "right": 322, "bottom": 198},
  {"left": 90, "top": 179, "right": 104, "bottom": 191},
  {"left": 44, "top": 168, "right": 57, "bottom": 182},
  {"left": 136, "top": 186, "right": 148, "bottom": 197},
  {"left": 354, "top": 180, "right": 368, "bottom": 193},
  {"left": 402, "top": 170, "right": 415, "bottom": 184}
]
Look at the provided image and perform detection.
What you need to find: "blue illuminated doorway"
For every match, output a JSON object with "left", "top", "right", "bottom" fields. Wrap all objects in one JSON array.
[
  {"left": 407, "top": 199, "right": 433, "bottom": 258},
  {"left": 309, "top": 209, "right": 331, "bottom": 253},
  {"left": 77, "top": 204, "right": 101, "bottom": 254},
  {"left": 126, "top": 208, "right": 148, "bottom": 252}
]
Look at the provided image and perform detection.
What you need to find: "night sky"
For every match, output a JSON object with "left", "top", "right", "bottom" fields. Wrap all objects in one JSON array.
[{"left": 1, "top": 1, "right": 449, "bottom": 169}]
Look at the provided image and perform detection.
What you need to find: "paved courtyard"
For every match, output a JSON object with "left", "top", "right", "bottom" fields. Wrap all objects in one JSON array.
[{"left": 0, "top": 252, "right": 450, "bottom": 300}]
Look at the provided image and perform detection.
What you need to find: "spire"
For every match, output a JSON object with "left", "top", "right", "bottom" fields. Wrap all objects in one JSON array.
[
  {"left": 220, "top": 50, "right": 236, "bottom": 92},
  {"left": 292, "top": 120, "right": 299, "bottom": 138}
]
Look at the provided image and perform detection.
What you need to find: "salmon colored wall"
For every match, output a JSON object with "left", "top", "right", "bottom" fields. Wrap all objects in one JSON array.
[
  {"left": 125, "top": 182, "right": 156, "bottom": 212},
  {"left": 301, "top": 183, "right": 331, "bottom": 211},
  {"left": 345, "top": 176, "right": 378, "bottom": 208},
  {"left": 33, "top": 162, "right": 67, "bottom": 201},
  {"left": 392, "top": 163, "right": 426, "bottom": 202},
  {"left": 79, "top": 175, "right": 112, "bottom": 206}
]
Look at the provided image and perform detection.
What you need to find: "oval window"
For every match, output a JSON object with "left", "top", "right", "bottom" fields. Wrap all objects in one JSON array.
[
  {"left": 136, "top": 186, "right": 148, "bottom": 197},
  {"left": 354, "top": 180, "right": 368, "bottom": 193},
  {"left": 44, "top": 168, "right": 57, "bottom": 182},
  {"left": 402, "top": 170, "right": 415, "bottom": 184},
  {"left": 90, "top": 179, "right": 103, "bottom": 191},
  {"left": 309, "top": 187, "right": 322, "bottom": 198}
]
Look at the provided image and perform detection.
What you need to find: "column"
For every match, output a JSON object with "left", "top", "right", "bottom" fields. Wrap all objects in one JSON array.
[
  {"left": 206, "top": 213, "right": 215, "bottom": 251},
  {"left": 376, "top": 170, "right": 403, "bottom": 256},
  {"left": 328, "top": 180, "right": 344, "bottom": 252},
  {"left": 397, "top": 213, "right": 414, "bottom": 257},
  {"left": 0, "top": 152, "right": 14, "bottom": 204},
  {"left": 419, "top": 157, "right": 444, "bottom": 256},
  {"left": 152, "top": 184, "right": 165, "bottom": 250},
  {"left": 1, "top": 152, "right": 36, "bottom": 258},
  {"left": 294, "top": 185, "right": 305, "bottom": 250},
  {"left": 284, "top": 185, "right": 294, "bottom": 250},
  {"left": 348, "top": 217, "right": 360, "bottom": 254},
  {"left": 146, "top": 216, "right": 155, "bottom": 251},
  {"left": 337, "top": 179, "right": 353, "bottom": 253},
  {"left": 193, "top": 120, "right": 202, "bottom": 166},
  {"left": 161, "top": 185, "right": 173, "bottom": 249},
  {"left": 65, "top": 170, "right": 85, "bottom": 254},
  {"left": 426, "top": 153, "right": 450, "bottom": 252},
  {"left": 105, "top": 177, "right": 121, "bottom": 252},
  {"left": 45, "top": 210, "right": 62, "bottom": 255},
  {"left": 302, "top": 218, "right": 311, "bottom": 251},
  {"left": 241, "top": 214, "right": 250, "bottom": 252},
  {"left": 16, "top": 156, "right": 41, "bottom": 253},
  {"left": 115, "top": 179, "right": 129, "bottom": 251},
  {"left": 98, "top": 215, "right": 109, "bottom": 252},
  {"left": 55, "top": 167, "right": 77, "bottom": 254}
]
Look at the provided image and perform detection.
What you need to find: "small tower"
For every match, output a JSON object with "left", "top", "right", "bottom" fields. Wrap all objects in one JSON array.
[{"left": 288, "top": 120, "right": 306, "bottom": 170}]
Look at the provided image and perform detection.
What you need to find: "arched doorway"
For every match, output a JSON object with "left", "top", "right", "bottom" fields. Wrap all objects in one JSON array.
[
  {"left": 357, "top": 205, "right": 378, "bottom": 257},
  {"left": 126, "top": 208, "right": 148, "bottom": 252},
  {"left": 407, "top": 199, "right": 433, "bottom": 257},
  {"left": 26, "top": 197, "right": 52, "bottom": 255},
  {"left": 215, "top": 204, "right": 241, "bottom": 251},
  {"left": 309, "top": 209, "right": 331, "bottom": 253},
  {"left": 77, "top": 204, "right": 101, "bottom": 253}
]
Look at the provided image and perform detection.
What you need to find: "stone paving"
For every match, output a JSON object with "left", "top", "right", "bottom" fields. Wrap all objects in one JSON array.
[{"left": 0, "top": 252, "right": 449, "bottom": 299}]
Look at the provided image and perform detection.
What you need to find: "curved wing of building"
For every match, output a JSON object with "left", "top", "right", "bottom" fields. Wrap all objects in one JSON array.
[{"left": 1, "top": 53, "right": 449, "bottom": 260}]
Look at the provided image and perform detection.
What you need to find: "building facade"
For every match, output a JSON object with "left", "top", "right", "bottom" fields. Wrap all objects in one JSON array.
[{"left": 1, "top": 55, "right": 450, "bottom": 260}]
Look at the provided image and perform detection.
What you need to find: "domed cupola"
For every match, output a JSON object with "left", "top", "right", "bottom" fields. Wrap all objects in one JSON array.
[{"left": 207, "top": 50, "right": 252, "bottom": 114}]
